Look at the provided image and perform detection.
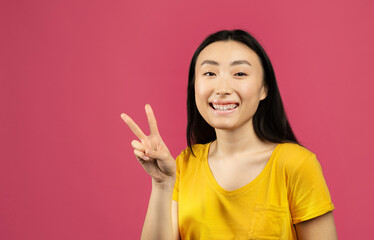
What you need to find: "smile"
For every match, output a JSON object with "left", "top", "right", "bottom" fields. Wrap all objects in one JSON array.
[
  {"left": 209, "top": 101, "right": 240, "bottom": 114},
  {"left": 211, "top": 104, "right": 238, "bottom": 111}
]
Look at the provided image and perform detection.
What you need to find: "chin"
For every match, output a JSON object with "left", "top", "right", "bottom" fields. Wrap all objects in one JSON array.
[
  {"left": 209, "top": 122, "right": 238, "bottom": 131},
  {"left": 207, "top": 118, "right": 252, "bottom": 132}
]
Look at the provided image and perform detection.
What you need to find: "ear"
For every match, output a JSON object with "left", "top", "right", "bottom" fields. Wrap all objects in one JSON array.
[{"left": 260, "top": 84, "right": 268, "bottom": 101}]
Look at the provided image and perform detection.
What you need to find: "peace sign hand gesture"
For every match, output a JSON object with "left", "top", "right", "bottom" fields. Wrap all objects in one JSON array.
[{"left": 121, "top": 104, "right": 176, "bottom": 186}]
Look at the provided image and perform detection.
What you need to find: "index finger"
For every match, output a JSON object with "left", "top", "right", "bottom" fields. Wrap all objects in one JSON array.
[
  {"left": 121, "top": 113, "right": 147, "bottom": 140},
  {"left": 145, "top": 104, "right": 160, "bottom": 136}
]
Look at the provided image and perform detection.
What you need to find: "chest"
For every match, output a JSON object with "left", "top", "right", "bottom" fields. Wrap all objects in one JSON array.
[
  {"left": 178, "top": 155, "right": 293, "bottom": 240},
  {"left": 207, "top": 153, "right": 271, "bottom": 191}
]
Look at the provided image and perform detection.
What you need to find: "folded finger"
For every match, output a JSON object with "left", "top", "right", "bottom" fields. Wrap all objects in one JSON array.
[
  {"left": 134, "top": 149, "right": 149, "bottom": 161},
  {"left": 131, "top": 139, "right": 146, "bottom": 152}
]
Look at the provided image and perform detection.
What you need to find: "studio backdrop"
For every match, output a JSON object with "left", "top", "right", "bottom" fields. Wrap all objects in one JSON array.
[{"left": 1, "top": 0, "right": 373, "bottom": 239}]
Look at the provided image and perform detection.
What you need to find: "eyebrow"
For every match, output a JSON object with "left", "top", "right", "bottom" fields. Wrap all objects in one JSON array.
[{"left": 200, "top": 60, "right": 251, "bottom": 66}]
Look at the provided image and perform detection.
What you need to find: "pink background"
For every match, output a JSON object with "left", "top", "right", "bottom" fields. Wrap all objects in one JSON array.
[{"left": 1, "top": 0, "right": 373, "bottom": 239}]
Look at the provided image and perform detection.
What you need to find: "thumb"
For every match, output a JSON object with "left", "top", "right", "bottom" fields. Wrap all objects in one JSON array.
[{"left": 145, "top": 148, "right": 168, "bottom": 161}]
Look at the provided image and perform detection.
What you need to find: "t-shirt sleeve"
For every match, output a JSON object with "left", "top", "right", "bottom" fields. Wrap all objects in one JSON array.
[
  {"left": 287, "top": 153, "right": 335, "bottom": 224},
  {"left": 172, "top": 149, "right": 186, "bottom": 202}
]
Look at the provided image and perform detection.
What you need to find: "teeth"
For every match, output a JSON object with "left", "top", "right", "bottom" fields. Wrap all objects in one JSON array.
[{"left": 212, "top": 104, "right": 238, "bottom": 111}]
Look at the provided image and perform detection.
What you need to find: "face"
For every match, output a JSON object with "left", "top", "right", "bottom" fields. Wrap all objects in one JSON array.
[{"left": 194, "top": 40, "right": 267, "bottom": 131}]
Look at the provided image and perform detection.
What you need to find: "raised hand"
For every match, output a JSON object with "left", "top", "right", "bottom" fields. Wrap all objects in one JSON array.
[{"left": 121, "top": 104, "right": 176, "bottom": 185}]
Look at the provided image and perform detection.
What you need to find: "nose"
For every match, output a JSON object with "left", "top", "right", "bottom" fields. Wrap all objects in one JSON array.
[{"left": 215, "top": 77, "right": 232, "bottom": 95}]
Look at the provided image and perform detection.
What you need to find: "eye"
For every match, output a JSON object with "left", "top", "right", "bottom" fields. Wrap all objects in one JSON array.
[
  {"left": 234, "top": 72, "right": 247, "bottom": 77},
  {"left": 203, "top": 72, "right": 216, "bottom": 76}
]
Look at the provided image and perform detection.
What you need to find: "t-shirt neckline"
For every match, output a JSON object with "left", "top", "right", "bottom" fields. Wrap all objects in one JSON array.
[{"left": 203, "top": 141, "right": 282, "bottom": 197}]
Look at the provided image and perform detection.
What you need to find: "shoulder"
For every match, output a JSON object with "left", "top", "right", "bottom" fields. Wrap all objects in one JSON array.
[
  {"left": 279, "top": 142, "right": 315, "bottom": 158},
  {"left": 175, "top": 142, "right": 210, "bottom": 163},
  {"left": 277, "top": 142, "right": 320, "bottom": 173}
]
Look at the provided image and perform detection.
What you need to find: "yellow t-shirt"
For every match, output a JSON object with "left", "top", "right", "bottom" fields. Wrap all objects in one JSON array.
[{"left": 172, "top": 142, "right": 335, "bottom": 240}]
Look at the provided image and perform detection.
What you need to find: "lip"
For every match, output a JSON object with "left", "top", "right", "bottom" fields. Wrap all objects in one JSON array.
[
  {"left": 212, "top": 107, "right": 238, "bottom": 115},
  {"left": 210, "top": 99, "right": 239, "bottom": 105}
]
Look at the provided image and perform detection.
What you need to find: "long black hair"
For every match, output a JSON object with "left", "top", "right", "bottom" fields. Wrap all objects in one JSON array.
[{"left": 187, "top": 29, "right": 301, "bottom": 156}]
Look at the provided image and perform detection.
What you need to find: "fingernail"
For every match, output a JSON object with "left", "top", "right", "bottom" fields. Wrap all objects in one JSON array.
[{"left": 143, "top": 156, "right": 149, "bottom": 160}]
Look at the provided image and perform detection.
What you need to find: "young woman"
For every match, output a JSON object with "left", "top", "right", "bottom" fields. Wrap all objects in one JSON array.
[{"left": 121, "top": 29, "right": 337, "bottom": 240}]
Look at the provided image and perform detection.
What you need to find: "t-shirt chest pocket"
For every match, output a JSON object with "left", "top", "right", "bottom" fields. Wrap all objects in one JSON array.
[{"left": 248, "top": 203, "right": 288, "bottom": 240}]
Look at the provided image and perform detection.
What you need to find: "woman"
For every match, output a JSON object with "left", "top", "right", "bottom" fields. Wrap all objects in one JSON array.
[{"left": 121, "top": 29, "right": 337, "bottom": 239}]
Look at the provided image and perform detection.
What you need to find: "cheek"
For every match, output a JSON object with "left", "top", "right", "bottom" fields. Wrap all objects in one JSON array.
[
  {"left": 237, "top": 85, "right": 262, "bottom": 105},
  {"left": 194, "top": 80, "right": 210, "bottom": 104}
]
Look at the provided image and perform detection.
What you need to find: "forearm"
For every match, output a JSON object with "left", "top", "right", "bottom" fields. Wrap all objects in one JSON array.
[{"left": 141, "top": 179, "right": 175, "bottom": 240}]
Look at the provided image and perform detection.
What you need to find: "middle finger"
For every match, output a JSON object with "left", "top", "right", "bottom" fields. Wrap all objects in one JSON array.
[{"left": 145, "top": 104, "right": 160, "bottom": 136}]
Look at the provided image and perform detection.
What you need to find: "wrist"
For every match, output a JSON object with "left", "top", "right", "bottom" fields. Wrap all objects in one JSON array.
[{"left": 151, "top": 177, "right": 176, "bottom": 191}]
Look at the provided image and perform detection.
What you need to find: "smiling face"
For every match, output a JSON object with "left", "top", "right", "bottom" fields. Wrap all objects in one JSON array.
[{"left": 194, "top": 40, "right": 267, "bottom": 131}]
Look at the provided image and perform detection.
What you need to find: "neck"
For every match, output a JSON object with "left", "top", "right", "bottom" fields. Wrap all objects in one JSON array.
[{"left": 211, "top": 119, "right": 270, "bottom": 158}]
